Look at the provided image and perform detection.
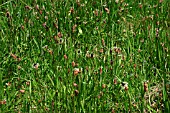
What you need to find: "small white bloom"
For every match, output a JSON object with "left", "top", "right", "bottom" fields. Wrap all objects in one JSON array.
[
  {"left": 33, "top": 63, "right": 39, "bottom": 69},
  {"left": 121, "top": 82, "right": 128, "bottom": 90}
]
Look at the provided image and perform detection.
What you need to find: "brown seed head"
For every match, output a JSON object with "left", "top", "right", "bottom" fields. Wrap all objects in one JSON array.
[
  {"left": 102, "top": 84, "right": 106, "bottom": 89},
  {"left": 38, "top": 100, "right": 41, "bottom": 103},
  {"left": 104, "top": 8, "right": 110, "bottom": 14},
  {"left": 64, "top": 54, "right": 68, "bottom": 59},
  {"left": 69, "top": 7, "right": 74, "bottom": 13},
  {"left": 0, "top": 100, "right": 6, "bottom": 105},
  {"left": 114, "top": 79, "right": 117, "bottom": 85},
  {"left": 26, "top": 81, "right": 30, "bottom": 86},
  {"left": 122, "top": 55, "right": 125, "bottom": 60},
  {"left": 72, "top": 61, "right": 76, "bottom": 67},
  {"left": 72, "top": 24, "right": 77, "bottom": 33},
  {"left": 85, "top": 66, "right": 89, "bottom": 71},
  {"left": 48, "top": 49, "right": 53, "bottom": 55},
  {"left": 100, "top": 11, "right": 102, "bottom": 16},
  {"left": 6, "top": 11, "right": 10, "bottom": 18},
  {"left": 100, "top": 67, "right": 103, "bottom": 74},
  {"left": 17, "top": 57, "right": 21, "bottom": 62},
  {"left": 11, "top": 53, "right": 17, "bottom": 60},
  {"left": 73, "top": 68, "right": 80, "bottom": 76},
  {"left": 94, "top": 9, "right": 98, "bottom": 16},
  {"left": 138, "top": 49, "right": 141, "bottom": 53},
  {"left": 68, "top": 68, "right": 70, "bottom": 73},
  {"left": 99, "top": 48, "right": 104, "bottom": 53},
  {"left": 110, "top": 60, "right": 113, "bottom": 65},
  {"left": 57, "top": 32, "right": 62, "bottom": 38},
  {"left": 159, "top": 92, "right": 162, "bottom": 97},
  {"left": 53, "top": 22, "right": 58, "bottom": 29},
  {"left": 129, "top": 58, "right": 133, "bottom": 63},
  {"left": 20, "top": 90, "right": 25, "bottom": 93},
  {"left": 159, "top": 0, "right": 163, "bottom": 3},
  {"left": 139, "top": 4, "right": 143, "bottom": 9},
  {"left": 35, "top": 5, "right": 39, "bottom": 10},
  {"left": 21, "top": 25, "right": 25, "bottom": 30},
  {"left": 42, "top": 22, "right": 47, "bottom": 28},
  {"left": 125, "top": 86, "right": 128, "bottom": 91},
  {"left": 25, "top": 6, "right": 31, "bottom": 10},
  {"left": 75, "top": 63, "right": 79, "bottom": 67},
  {"left": 134, "top": 64, "right": 137, "bottom": 69},
  {"left": 144, "top": 82, "right": 148, "bottom": 92},
  {"left": 73, "top": 83, "right": 78, "bottom": 87},
  {"left": 74, "top": 90, "right": 79, "bottom": 96},
  {"left": 17, "top": 65, "right": 21, "bottom": 70},
  {"left": 39, "top": 10, "right": 42, "bottom": 15},
  {"left": 111, "top": 109, "right": 115, "bottom": 113},
  {"left": 97, "top": 95, "right": 101, "bottom": 99},
  {"left": 53, "top": 35, "right": 57, "bottom": 41},
  {"left": 45, "top": 107, "right": 48, "bottom": 111}
]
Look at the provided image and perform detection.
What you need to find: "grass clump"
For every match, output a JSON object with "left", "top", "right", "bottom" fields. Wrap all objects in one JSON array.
[{"left": 0, "top": 0, "right": 170, "bottom": 112}]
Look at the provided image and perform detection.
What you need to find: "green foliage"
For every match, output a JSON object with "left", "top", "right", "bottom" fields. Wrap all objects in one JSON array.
[{"left": 0, "top": 0, "right": 169, "bottom": 112}]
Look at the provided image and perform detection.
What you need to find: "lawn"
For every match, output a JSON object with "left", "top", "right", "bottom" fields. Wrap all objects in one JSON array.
[{"left": 0, "top": 0, "right": 170, "bottom": 112}]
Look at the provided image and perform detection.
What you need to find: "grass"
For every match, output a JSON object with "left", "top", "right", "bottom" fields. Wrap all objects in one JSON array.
[{"left": 0, "top": 0, "right": 170, "bottom": 112}]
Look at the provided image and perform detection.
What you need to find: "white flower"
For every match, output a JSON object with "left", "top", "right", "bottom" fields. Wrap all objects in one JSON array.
[{"left": 121, "top": 82, "right": 128, "bottom": 90}]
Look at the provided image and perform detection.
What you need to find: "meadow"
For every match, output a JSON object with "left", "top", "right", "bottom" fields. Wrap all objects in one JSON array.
[{"left": 0, "top": 0, "right": 170, "bottom": 112}]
